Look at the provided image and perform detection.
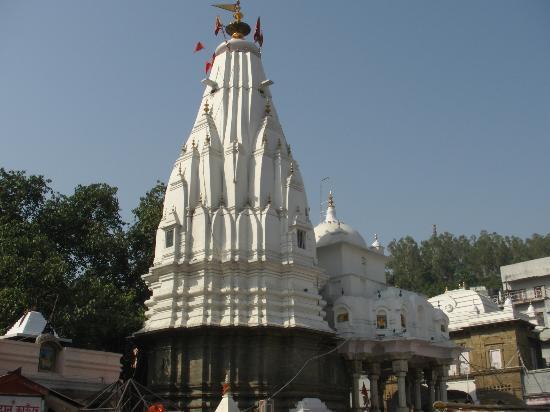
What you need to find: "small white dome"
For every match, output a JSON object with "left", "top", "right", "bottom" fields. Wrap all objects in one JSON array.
[
  {"left": 315, "top": 191, "right": 366, "bottom": 249},
  {"left": 315, "top": 221, "right": 367, "bottom": 249}
]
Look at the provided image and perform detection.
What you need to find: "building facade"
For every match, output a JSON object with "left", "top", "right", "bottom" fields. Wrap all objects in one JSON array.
[
  {"left": 428, "top": 288, "right": 542, "bottom": 405},
  {"left": 500, "top": 257, "right": 550, "bottom": 365}
]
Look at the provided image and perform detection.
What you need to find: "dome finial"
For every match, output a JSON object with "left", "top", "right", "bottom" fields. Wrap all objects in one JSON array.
[
  {"left": 213, "top": 1, "right": 251, "bottom": 39},
  {"left": 325, "top": 191, "right": 337, "bottom": 223}
]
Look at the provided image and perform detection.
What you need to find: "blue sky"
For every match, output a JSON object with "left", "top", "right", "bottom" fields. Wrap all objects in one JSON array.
[{"left": 1, "top": 0, "right": 549, "bottom": 244}]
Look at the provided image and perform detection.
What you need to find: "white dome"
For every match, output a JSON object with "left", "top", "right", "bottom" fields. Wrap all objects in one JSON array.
[
  {"left": 315, "top": 192, "right": 366, "bottom": 249},
  {"left": 428, "top": 288, "right": 500, "bottom": 327},
  {"left": 315, "top": 220, "right": 367, "bottom": 248}
]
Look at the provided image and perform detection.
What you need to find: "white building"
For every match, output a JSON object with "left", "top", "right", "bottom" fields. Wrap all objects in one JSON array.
[{"left": 315, "top": 194, "right": 459, "bottom": 412}]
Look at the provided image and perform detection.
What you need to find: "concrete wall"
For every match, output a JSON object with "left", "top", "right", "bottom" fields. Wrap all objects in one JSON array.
[{"left": 0, "top": 338, "right": 121, "bottom": 400}]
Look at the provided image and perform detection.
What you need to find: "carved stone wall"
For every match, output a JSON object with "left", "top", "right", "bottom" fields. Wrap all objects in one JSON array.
[{"left": 134, "top": 326, "right": 350, "bottom": 412}]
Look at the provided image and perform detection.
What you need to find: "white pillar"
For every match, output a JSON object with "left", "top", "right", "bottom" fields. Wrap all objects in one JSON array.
[
  {"left": 425, "top": 369, "right": 437, "bottom": 412},
  {"left": 369, "top": 363, "right": 381, "bottom": 412},
  {"left": 392, "top": 359, "right": 409, "bottom": 412},
  {"left": 438, "top": 365, "right": 448, "bottom": 403},
  {"left": 414, "top": 369, "right": 423, "bottom": 412}
]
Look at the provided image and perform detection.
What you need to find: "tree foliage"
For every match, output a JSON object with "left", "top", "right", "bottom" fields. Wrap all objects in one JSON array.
[
  {"left": 0, "top": 168, "right": 165, "bottom": 352},
  {"left": 387, "top": 230, "right": 550, "bottom": 297}
]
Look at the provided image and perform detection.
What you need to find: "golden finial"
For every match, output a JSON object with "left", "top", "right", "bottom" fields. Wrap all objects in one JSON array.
[
  {"left": 212, "top": 1, "right": 250, "bottom": 39},
  {"left": 328, "top": 190, "right": 335, "bottom": 207},
  {"left": 192, "top": 139, "right": 196, "bottom": 148},
  {"left": 203, "top": 100, "right": 210, "bottom": 114}
]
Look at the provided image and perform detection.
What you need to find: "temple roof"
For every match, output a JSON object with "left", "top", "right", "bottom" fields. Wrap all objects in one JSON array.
[
  {"left": 428, "top": 288, "right": 530, "bottom": 332},
  {"left": 2, "top": 311, "right": 48, "bottom": 340}
]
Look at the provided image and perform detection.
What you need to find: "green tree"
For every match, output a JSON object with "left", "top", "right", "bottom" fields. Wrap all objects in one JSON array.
[
  {"left": 0, "top": 169, "right": 147, "bottom": 352},
  {"left": 386, "top": 236, "right": 425, "bottom": 292},
  {"left": 0, "top": 169, "right": 67, "bottom": 333},
  {"left": 127, "top": 181, "right": 166, "bottom": 303}
]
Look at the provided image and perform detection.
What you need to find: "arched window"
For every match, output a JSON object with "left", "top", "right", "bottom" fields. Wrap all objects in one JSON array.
[
  {"left": 336, "top": 309, "right": 349, "bottom": 323},
  {"left": 376, "top": 310, "right": 387, "bottom": 329},
  {"left": 38, "top": 342, "right": 59, "bottom": 372},
  {"left": 401, "top": 311, "right": 407, "bottom": 329}
]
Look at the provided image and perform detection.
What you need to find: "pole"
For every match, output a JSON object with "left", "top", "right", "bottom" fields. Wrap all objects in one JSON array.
[{"left": 320, "top": 177, "right": 329, "bottom": 223}]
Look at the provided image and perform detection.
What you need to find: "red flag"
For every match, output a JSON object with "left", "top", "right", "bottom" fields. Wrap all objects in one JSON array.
[
  {"left": 194, "top": 42, "right": 204, "bottom": 52},
  {"left": 214, "top": 16, "right": 223, "bottom": 36},
  {"left": 205, "top": 54, "right": 216, "bottom": 74},
  {"left": 253, "top": 17, "right": 263, "bottom": 47}
]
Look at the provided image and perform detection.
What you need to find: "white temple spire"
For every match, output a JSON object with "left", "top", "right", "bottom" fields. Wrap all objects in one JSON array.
[{"left": 142, "top": 27, "right": 330, "bottom": 333}]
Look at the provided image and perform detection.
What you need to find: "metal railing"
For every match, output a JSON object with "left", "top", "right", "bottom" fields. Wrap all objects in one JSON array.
[{"left": 489, "top": 286, "right": 549, "bottom": 305}]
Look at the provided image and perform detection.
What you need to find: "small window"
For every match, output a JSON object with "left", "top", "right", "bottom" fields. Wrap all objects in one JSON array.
[
  {"left": 165, "top": 228, "right": 174, "bottom": 248},
  {"left": 336, "top": 311, "right": 349, "bottom": 323},
  {"left": 489, "top": 348, "right": 503, "bottom": 369},
  {"left": 449, "top": 364, "right": 457, "bottom": 376},
  {"left": 441, "top": 324, "right": 446, "bottom": 332},
  {"left": 38, "top": 343, "right": 58, "bottom": 372},
  {"left": 376, "top": 311, "right": 387, "bottom": 329},
  {"left": 401, "top": 312, "right": 406, "bottom": 328},
  {"left": 297, "top": 230, "right": 306, "bottom": 249}
]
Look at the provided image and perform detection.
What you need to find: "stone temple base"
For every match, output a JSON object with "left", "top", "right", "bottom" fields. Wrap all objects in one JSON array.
[{"left": 133, "top": 326, "right": 350, "bottom": 412}]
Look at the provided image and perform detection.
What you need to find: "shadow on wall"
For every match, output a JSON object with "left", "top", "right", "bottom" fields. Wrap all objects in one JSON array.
[{"left": 477, "top": 389, "right": 525, "bottom": 406}]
